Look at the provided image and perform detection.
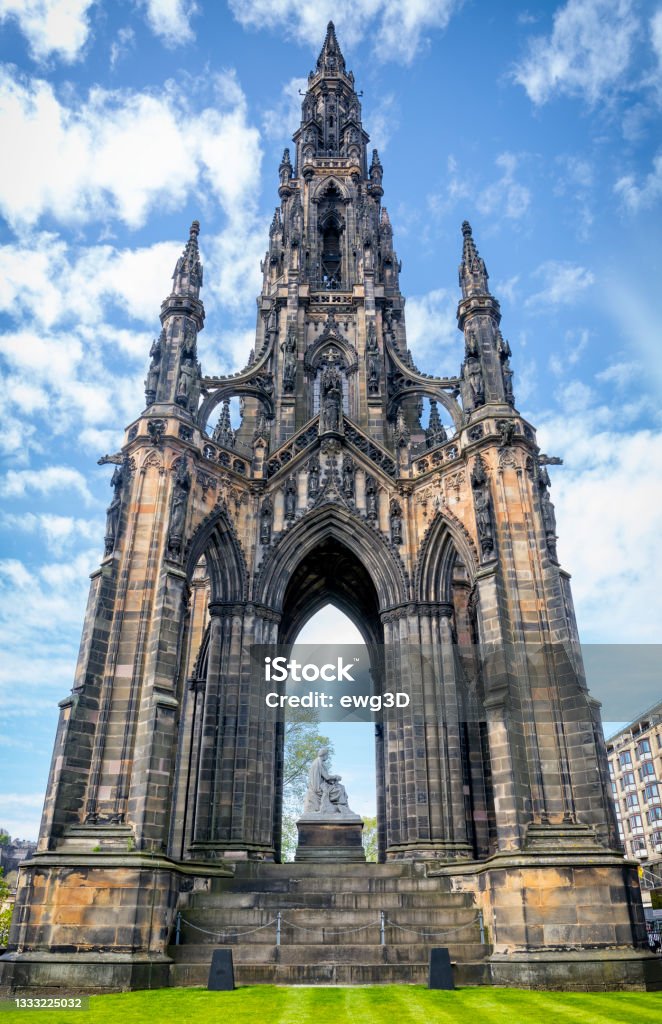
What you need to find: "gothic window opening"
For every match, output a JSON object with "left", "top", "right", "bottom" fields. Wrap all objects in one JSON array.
[{"left": 321, "top": 221, "right": 342, "bottom": 288}]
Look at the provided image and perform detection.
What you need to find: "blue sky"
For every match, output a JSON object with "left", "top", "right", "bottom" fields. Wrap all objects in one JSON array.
[{"left": 0, "top": 0, "right": 661, "bottom": 839}]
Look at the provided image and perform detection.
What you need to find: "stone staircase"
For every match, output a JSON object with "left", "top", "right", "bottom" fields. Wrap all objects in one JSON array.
[{"left": 168, "top": 861, "right": 491, "bottom": 986}]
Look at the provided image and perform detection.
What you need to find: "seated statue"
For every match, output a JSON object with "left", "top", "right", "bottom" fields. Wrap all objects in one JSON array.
[{"left": 302, "top": 746, "right": 358, "bottom": 818}]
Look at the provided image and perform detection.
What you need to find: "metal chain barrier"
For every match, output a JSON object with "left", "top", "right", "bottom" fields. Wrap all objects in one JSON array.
[
  {"left": 383, "top": 915, "right": 481, "bottom": 938},
  {"left": 280, "top": 917, "right": 381, "bottom": 935},
  {"left": 178, "top": 916, "right": 278, "bottom": 940},
  {"left": 175, "top": 909, "right": 485, "bottom": 946}
]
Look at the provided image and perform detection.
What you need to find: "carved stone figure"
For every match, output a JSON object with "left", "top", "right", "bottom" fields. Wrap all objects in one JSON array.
[
  {"left": 538, "top": 467, "right": 558, "bottom": 558},
  {"left": 342, "top": 455, "right": 354, "bottom": 498},
  {"left": 176, "top": 360, "right": 196, "bottom": 408},
  {"left": 365, "top": 475, "right": 378, "bottom": 519},
  {"left": 366, "top": 322, "right": 380, "bottom": 394},
  {"left": 302, "top": 747, "right": 358, "bottom": 818},
  {"left": 471, "top": 456, "right": 495, "bottom": 560},
  {"left": 466, "top": 356, "right": 485, "bottom": 407},
  {"left": 144, "top": 333, "right": 163, "bottom": 406},
  {"left": 319, "top": 362, "right": 343, "bottom": 433},
  {"left": 284, "top": 478, "right": 297, "bottom": 520},
  {"left": 260, "top": 498, "right": 273, "bottom": 545},
  {"left": 167, "top": 458, "right": 191, "bottom": 558},
  {"left": 308, "top": 458, "right": 320, "bottom": 498},
  {"left": 498, "top": 420, "right": 516, "bottom": 447},
  {"left": 181, "top": 321, "right": 197, "bottom": 364},
  {"left": 283, "top": 328, "right": 297, "bottom": 393},
  {"left": 104, "top": 464, "right": 124, "bottom": 555},
  {"left": 390, "top": 498, "right": 403, "bottom": 545}
]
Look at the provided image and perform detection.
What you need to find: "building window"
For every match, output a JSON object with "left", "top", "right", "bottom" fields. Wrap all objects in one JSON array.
[
  {"left": 619, "top": 751, "right": 632, "bottom": 768},
  {"left": 629, "top": 814, "right": 644, "bottom": 834},
  {"left": 644, "top": 783, "right": 661, "bottom": 804},
  {"left": 637, "top": 738, "right": 652, "bottom": 760},
  {"left": 625, "top": 792, "right": 640, "bottom": 809},
  {"left": 608, "top": 761, "right": 615, "bottom": 777},
  {"left": 620, "top": 771, "right": 636, "bottom": 790},
  {"left": 611, "top": 781, "right": 617, "bottom": 795},
  {"left": 639, "top": 762, "right": 656, "bottom": 781},
  {"left": 631, "top": 837, "right": 647, "bottom": 856},
  {"left": 652, "top": 830, "right": 662, "bottom": 847},
  {"left": 647, "top": 806, "right": 662, "bottom": 825}
]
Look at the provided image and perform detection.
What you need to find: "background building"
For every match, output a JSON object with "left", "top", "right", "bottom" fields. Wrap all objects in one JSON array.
[{"left": 607, "top": 703, "right": 662, "bottom": 866}]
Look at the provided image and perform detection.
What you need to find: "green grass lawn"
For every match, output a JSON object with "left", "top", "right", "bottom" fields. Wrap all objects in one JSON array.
[{"left": 2, "top": 986, "right": 662, "bottom": 1024}]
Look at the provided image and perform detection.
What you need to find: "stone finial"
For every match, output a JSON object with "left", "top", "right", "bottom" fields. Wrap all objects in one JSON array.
[
  {"left": 172, "top": 219, "right": 204, "bottom": 296},
  {"left": 459, "top": 220, "right": 489, "bottom": 299},
  {"left": 316, "top": 20, "right": 346, "bottom": 75}
]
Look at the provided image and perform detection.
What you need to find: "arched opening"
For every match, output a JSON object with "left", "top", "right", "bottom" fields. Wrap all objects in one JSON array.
[
  {"left": 280, "top": 604, "right": 377, "bottom": 861},
  {"left": 321, "top": 221, "right": 342, "bottom": 288},
  {"left": 276, "top": 536, "right": 385, "bottom": 860}
]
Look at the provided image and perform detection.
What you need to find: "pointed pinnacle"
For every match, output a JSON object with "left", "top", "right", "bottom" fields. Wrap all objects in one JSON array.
[
  {"left": 459, "top": 219, "right": 489, "bottom": 297},
  {"left": 317, "top": 19, "right": 346, "bottom": 74}
]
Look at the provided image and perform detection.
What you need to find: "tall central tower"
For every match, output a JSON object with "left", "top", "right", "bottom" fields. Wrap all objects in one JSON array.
[{"left": 2, "top": 23, "right": 657, "bottom": 994}]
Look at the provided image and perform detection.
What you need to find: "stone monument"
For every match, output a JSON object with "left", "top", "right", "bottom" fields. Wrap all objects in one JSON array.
[{"left": 295, "top": 747, "right": 365, "bottom": 861}]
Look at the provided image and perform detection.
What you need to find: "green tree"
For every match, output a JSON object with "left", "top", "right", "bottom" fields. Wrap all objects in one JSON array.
[
  {"left": 280, "top": 709, "right": 332, "bottom": 862},
  {"left": 0, "top": 830, "right": 10, "bottom": 848},
  {"left": 362, "top": 815, "right": 378, "bottom": 862},
  {"left": 0, "top": 867, "right": 12, "bottom": 947}
]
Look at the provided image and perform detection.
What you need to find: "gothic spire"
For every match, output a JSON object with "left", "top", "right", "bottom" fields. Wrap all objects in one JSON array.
[
  {"left": 316, "top": 21, "right": 346, "bottom": 75},
  {"left": 172, "top": 220, "right": 204, "bottom": 300},
  {"left": 458, "top": 220, "right": 489, "bottom": 299},
  {"left": 212, "top": 398, "right": 235, "bottom": 449}
]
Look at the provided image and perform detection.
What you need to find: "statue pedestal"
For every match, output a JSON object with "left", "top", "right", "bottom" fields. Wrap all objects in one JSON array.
[{"left": 294, "top": 815, "right": 365, "bottom": 862}]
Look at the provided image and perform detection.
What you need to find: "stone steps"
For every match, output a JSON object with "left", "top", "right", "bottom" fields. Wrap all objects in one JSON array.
[
  {"left": 189, "top": 890, "right": 471, "bottom": 910},
  {"left": 170, "top": 960, "right": 493, "bottom": 987},
  {"left": 171, "top": 861, "right": 490, "bottom": 986},
  {"left": 169, "top": 942, "right": 488, "bottom": 964}
]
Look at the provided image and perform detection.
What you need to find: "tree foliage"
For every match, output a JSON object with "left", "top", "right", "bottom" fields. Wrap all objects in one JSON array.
[
  {"left": 361, "top": 815, "right": 378, "bottom": 862},
  {"left": 280, "top": 708, "right": 333, "bottom": 862},
  {"left": 0, "top": 867, "right": 12, "bottom": 947}
]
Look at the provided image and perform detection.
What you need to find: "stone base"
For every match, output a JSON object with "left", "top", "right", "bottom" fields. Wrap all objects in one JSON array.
[
  {"left": 0, "top": 953, "right": 171, "bottom": 994},
  {"left": 488, "top": 949, "right": 662, "bottom": 991},
  {"left": 295, "top": 816, "right": 365, "bottom": 861}
]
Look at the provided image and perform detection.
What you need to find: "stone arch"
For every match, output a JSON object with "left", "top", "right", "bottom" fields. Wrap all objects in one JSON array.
[
  {"left": 310, "top": 174, "right": 350, "bottom": 204},
  {"left": 197, "top": 384, "right": 275, "bottom": 435},
  {"left": 414, "top": 510, "right": 478, "bottom": 603},
  {"left": 185, "top": 503, "right": 248, "bottom": 604},
  {"left": 304, "top": 333, "right": 358, "bottom": 375},
  {"left": 254, "top": 504, "right": 409, "bottom": 615},
  {"left": 387, "top": 385, "right": 463, "bottom": 434}
]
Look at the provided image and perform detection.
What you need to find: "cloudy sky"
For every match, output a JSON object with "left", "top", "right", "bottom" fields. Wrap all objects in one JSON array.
[{"left": 0, "top": 0, "right": 661, "bottom": 839}]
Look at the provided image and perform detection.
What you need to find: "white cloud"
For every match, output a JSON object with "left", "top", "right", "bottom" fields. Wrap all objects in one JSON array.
[
  {"left": 0, "top": 466, "right": 95, "bottom": 503},
  {"left": 494, "top": 275, "right": 519, "bottom": 305},
  {"left": 0, "top": 233, "right": 183, "bottom": 328},
  {"left": 1, "top": 511, "right": 103, "bottom": 554},
  {"left": 262, "top": 76, "right": 308, "bottom": 142},
  {"left": 536, "top": 410, "right": 662, "bottom": 641},
  {"left": 228, "top": 0, "right": 462, "bottom": 65},
  {"left": 476, "top": 152, "right": 531, "bottom": 220},
  {"left": 0, "top": 793, "right": 45, "bottom": 841},
  {"left": 0, "top": 68, "right": 261, "bottom": 229},
  {"left": 405, "top": 287, "right": 462, "bottom": 377},
  {"left": 109, "top": 26, "right": 135, "bottom": 69},
  {"left": 428, "top": 153, "right": 530, "bottom": 223},
  {"left": 0, "top": 0, "right": 95, "bottom": 63},
  {"left": 139, "top": 0, "right": 198, "bottom": 46},
  {"left": 364, "top": 92, "right": 398, "bottom": 152},
  {"left": 513, "top": 0, "right": 639, "bottom": 105},
  {"left": 526, "top": 260, "right": 595, "bottom": 306},
  {"left": 614, "top": 151, "right": 662, "bottom": 212}
]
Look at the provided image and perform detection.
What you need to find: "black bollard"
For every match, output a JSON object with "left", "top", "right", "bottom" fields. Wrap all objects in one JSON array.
[
  {"left": 428, "top": 947, "right": 454, "bottom": 989},
  {"left": 208, "top": 948, "right": 235, "bottom": 990}
]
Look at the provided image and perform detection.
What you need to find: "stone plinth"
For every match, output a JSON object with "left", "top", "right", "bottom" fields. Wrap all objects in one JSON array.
[{"left": 295, "top": 815, "right": 365, "bottom": 861}]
